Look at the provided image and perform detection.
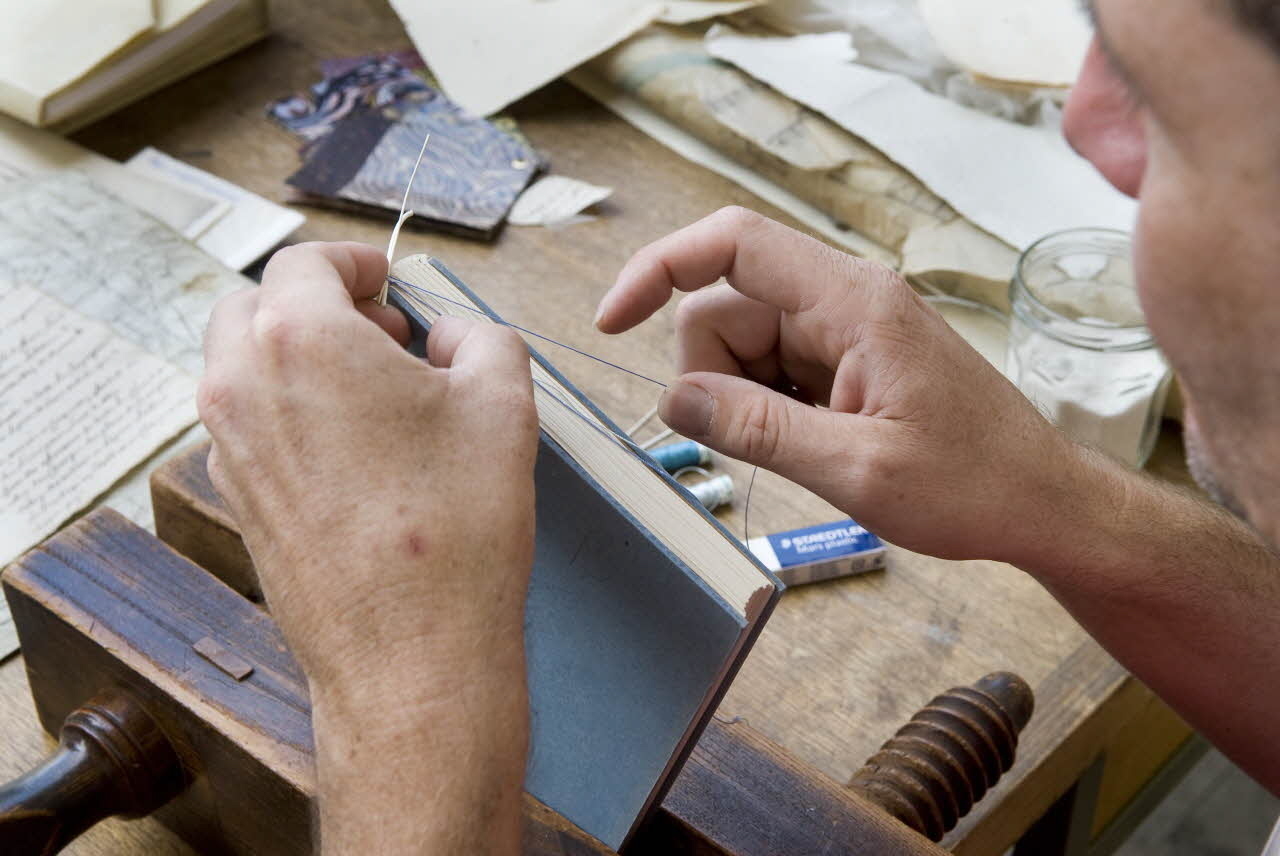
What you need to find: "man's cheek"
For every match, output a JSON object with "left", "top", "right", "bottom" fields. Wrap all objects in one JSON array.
[{"left": 1131, "top": 169, "right": 1213, "bottom": 375}]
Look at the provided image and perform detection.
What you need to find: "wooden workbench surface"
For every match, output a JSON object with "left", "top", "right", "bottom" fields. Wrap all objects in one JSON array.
[{"left": 0, "top": 1, "right": 1196, "bottom": 853}]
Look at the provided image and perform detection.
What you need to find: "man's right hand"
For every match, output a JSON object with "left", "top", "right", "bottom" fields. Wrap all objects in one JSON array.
[{"left": 596, "top": 207, "right": 1077, "bottom": 565}]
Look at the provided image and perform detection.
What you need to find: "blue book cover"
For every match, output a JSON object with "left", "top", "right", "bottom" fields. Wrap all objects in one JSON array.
[{"left": 388, "top": 256, "right": 782, "bottom": 849}]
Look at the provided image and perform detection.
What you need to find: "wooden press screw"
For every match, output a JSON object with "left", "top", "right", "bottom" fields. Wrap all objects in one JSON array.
[
  {"left": 0, "top": 691, "right": 184, "bottom": 855},
  {"left": 848, "top": 672, "right": 1034, "bottom": 842}
]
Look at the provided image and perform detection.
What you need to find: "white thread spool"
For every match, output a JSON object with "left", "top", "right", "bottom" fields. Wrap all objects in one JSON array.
[{"left": 674, "top": 467, "right": 734, "bottom": 512}]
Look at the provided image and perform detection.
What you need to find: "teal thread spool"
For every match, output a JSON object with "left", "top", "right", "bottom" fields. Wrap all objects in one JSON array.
[{"left": 651, "top": 440, "right": 711, "bottom": 473}]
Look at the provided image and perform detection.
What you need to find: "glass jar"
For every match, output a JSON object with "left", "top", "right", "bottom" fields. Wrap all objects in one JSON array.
[{"left": 1005, "top": 228, "right": 1172, "bottom": 467}]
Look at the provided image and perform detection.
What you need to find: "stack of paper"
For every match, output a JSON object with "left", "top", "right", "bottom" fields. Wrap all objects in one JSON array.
[
  {"left": 0, "top": 169, "right": 250, "bottom": 661},
  {"left": 0, "top": 114, "right": 304, "bottom": 270},
  {"left": 0, "top": 0, "right": 268, "bottom": 131},
  {"left": 704, "top": 25, "right": 1135, "bottom": 252}
]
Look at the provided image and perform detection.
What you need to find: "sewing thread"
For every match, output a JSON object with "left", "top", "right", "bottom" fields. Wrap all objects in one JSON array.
[{"left": 386, "top": 274, "right": 667, "bottom": 389}]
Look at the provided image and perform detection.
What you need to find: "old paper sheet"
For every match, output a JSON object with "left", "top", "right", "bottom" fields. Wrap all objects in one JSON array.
[
  {"left": 0, "top": 281, "right": 198, "bottom": 656},
  {"left": 574, "top": 26, "right": 961, "bottom": 261},
  {"left": 388, "top": 0, "right": 759, "bottom": 116},
  {"left": 0, "top": 173, "right": 245, "bottom": 656},
  {"left": 0, "top": 171, "right": 246, "bottom": 375},
  {"left": 706, "top": 26, "right": 1136, "bottom": 250},
  {"left": 126, "top": 147, "right": 304, "bottom": 270},
  {"left": 696, "top": 71, "right": 864, "bottom": 170},
  {"left": 0, "top": 114, "right": 228, "bottom": 241},
  {"left": 568, "top": 67, "right": 894, "bottom": 264}
]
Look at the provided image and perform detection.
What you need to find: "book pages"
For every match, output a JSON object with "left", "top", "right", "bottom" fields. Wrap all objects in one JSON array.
[{"left": 0, "top": 0, "right": 154, "bottom": 123}]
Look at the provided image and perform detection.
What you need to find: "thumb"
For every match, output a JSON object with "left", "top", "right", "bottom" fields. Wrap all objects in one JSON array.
[{"left": 658, "top": 372, "right": 863, "bottom": 489}]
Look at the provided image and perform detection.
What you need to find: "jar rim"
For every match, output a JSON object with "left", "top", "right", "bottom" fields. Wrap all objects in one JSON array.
[{"left": 1012, "top": 227, "right": 1155, "bottom": 350}]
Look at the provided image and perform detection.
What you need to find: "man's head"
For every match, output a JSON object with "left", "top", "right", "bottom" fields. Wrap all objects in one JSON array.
[{"left": 1063, "top": 0, "right": 1280, "bottom": 542}]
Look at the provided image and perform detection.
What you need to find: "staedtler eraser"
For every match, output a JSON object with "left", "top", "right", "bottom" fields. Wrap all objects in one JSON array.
[{"left": 747, "top": 519, "right": 886, "bottom": 586}]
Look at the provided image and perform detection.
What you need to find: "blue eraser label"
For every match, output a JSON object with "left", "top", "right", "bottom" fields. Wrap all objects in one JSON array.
[
  {"left": 768, "top": 520, "right": 880, "bottom": 566},
  {"left": 748, "top": 519, "right": 886, "bottom": 586}
]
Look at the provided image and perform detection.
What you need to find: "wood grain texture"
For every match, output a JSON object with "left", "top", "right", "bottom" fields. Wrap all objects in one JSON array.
[
  {"left": 151, "top": 444, "right": 258, "bottom": 601},
  {"left": 849, "top": 673, "right": 1035, "bottom": 842},
  {"left": 146, "top": 442, "right": 1181, "bottom": 856},
  {"left": 641, "top": 717, "right": 945, "bottom": 855},
  {"left": 1, "top": 510, "right": 620, "bottom": 856},
  {"left": 0, "top": 0, "right": 1188, "bottom": 851},
  {"left": 2, "top": 510, "right": 951, "bottom": 856}
]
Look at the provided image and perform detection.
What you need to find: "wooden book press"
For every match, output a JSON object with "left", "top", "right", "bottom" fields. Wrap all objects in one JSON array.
[{"left": 1, "top": 443, "right": 1034, "bottom": 856}]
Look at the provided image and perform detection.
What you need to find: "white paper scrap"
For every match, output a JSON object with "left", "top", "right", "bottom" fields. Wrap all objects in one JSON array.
[
  {"left": 918, "top": 0, "right": 1091, "bottom": 87},
  {"left": 389, "top": 0, "right": 758, "bottom": 117},
  {"left": 126, "top": 147, "right": 305, "bottom": 270},
  {"left": 509, "top": 175, "right": 612, "bottom": 227},
  {"left": 706, "top": 26, "right": 1136, "bottom": 250}
]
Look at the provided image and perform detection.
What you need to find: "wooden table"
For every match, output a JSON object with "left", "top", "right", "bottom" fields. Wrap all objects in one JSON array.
[{"left": 0, "top": 1, "right": 1198, "bottom": 853}]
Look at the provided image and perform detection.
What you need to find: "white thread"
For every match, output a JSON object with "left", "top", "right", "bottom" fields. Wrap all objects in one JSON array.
[
  {"left": 386, "top": 209, "right": 414, "bottom": 264},
  {"left": 678, "top": 471, "right": 734, "bottom": 512},
  {"left": 378, "top": 132, "right": 431, "bottom": 305},
  {"left": 378, "top": 148, "right": 763, "bottom": 531},
  {"left": 386, "top": 275, "right": 667, "bottom": 389}
]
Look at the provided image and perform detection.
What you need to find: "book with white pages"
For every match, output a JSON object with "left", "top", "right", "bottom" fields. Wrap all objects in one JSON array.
[{"left": 387, "top": 255, "right": 783, "bottom": 850}]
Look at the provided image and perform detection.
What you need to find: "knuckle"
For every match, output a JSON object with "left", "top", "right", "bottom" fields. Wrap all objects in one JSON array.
[
  {"left": 710, "top": 205, "right": 765, "bottom": 234},
  {"left": 491, "top": 323, "right": 527, "bottom": 354},
  {"left": 262, "top": 243, "right": 311, "bottom": 278},
  {"left": 673, "top": 291, "right": 714, "bottom": 332},
  {"left": 728, "top": 393, "right": 786, "bottom": 465},
  {"left": 196, "top": 376, "right": 236, "bottom": 428},
  {"left": 253, "top": 308, "right": 305, "bottom": 355}
]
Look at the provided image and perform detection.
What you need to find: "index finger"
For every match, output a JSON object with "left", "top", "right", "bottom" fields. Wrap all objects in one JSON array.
[
  {"left": 258, "top": 242, "right": 391, "bottom": 312},
  {"left": 594, "top": 207, "right": 857, "bottom": 334}
]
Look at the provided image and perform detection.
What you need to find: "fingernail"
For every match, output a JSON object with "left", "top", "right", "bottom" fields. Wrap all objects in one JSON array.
[
  {"left": 660, "top": 381, "right": 714, "bottom": 438},
  {"left": 592, "top": 298, "right": 610, "bottom": 331}
]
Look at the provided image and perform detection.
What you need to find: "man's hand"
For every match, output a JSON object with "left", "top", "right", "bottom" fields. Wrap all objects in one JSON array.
[
  {"left": 200, "top": 241, "right": 537, "bottom": 853},
  {"left": 602, "top": 210, "right": 1280, "bottom": 796},
  {"left": 596, "top": 207, "right": 1070, "bottom": 565}
]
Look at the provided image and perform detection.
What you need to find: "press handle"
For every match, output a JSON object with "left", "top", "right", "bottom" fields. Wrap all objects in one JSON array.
[{"left": 0, "top": 692, "right": 184, "bottom": 854}]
